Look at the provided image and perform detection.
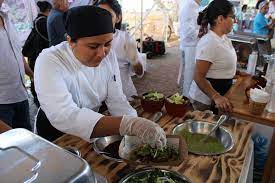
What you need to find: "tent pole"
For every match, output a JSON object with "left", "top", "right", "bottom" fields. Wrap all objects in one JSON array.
[{"left": 140, "top": 0, "right": 143, "bottom": 53}]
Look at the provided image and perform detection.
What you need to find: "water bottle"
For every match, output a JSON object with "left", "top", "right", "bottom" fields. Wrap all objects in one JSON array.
[
  {"left": 246, "top": 51, "right": 258, "bottom": 75},
  {"left": 265, "top": 54, "right": 275, "bottom": 80},
  {"left": 266, "top": 84, "right": 275, "bottom": 113}
]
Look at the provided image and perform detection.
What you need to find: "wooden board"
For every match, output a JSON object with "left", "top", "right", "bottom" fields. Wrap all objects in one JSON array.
[{"left": 54, "top": 108, "right": 253, "bottom": 183}]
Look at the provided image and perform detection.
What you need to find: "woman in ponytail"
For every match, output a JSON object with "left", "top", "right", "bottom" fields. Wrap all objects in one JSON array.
[
  {"left": 189, "top": 0, "right": 237, "bottom": 113},
  {"left": 197, "top": 7, "right": 209, "bottom": 38}
]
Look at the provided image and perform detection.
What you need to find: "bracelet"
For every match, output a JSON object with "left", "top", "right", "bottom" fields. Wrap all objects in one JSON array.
[{"left": 211, "top": 93, "right": 220, "bottom": 100}]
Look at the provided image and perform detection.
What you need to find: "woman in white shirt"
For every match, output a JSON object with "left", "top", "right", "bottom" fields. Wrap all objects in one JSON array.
[
  {"left": 189, "top": 0, "right": 236, "bottom": 113},
  {"left": 98, "top": 0, "right": 144, "bottom": 100},
  {"left": 34, "top": 6, "right": 166, "bottom": 149}
]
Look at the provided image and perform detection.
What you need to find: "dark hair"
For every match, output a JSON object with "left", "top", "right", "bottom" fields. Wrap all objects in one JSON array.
[
  {"left": 97, "top": 0, "right": 122, "bottom": 30},
  {"left": 37, "top": 1, "right": 52, "bottom": 13},
  {"left": 256, "top": 0, "right": 265, "bottom": 9},
  {"left": 197, "top": 0, "right": 233, "bottom": 38},
  {"left": 242, "top": 4, "right": 248, "bottom": 12}
]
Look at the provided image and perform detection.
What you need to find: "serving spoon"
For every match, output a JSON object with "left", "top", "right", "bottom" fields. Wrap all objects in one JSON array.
[{"left": 200, "top": 115, "right": 228, "bottom": 142}]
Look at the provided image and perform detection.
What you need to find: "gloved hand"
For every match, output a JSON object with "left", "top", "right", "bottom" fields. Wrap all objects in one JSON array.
[
  {"left": 119, "top": 115, "right": 167, "bottom": 159},
  {"left": 119, "top": 115, "right": 166, "bottom": 148}
]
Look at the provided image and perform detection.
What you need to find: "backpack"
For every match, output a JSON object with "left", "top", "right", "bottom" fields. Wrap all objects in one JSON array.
[{"left": 22, "top": 16, "right": 48, "bottom": 59}]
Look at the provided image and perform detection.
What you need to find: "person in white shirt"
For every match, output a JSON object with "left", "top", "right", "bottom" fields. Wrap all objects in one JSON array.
[
  {"left": 98, "top": 0, "right": 144, "bottom": 100},
  {"left": 0, "top": 0, "right": 33, "bottom": 130},
  {"left": 34, "top": 6, "right": 166, "bottom": 149},
  {"left": 178, "top": 0, "right": 201, "bottom": 98},
  {"left": 189, "top": 0, "right": 236, "bottom": 113}
]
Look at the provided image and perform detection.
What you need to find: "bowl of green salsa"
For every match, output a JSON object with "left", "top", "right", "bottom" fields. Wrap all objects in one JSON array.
[{"left": 172, "top": 121, "right": 234, "bottom": 156}]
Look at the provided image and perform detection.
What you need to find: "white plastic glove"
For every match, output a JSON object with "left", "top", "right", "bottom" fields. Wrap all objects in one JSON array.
[
  {"left": 119, "top": 115, "right": 167, "bottom": 160},
  {"left": 119, "top": 115, "right": 166, "bottom": 147}
]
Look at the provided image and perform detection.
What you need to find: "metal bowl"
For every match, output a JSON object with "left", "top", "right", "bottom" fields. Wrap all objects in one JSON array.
[
  {"left": 119, "top": 168, "right": 192, "bottom": 183},
  {"left": 92, "top": 135, "right": 123, "bottom": 162},
  {"left": 172, "top": 121, "right": 234, "bottom": 156}
]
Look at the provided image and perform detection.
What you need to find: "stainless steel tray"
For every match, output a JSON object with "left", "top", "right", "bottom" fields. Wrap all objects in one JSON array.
[
  {"left": 172, "top": 121, "right": 234, "bottom": 156},
  {"left": 0, "top": 129, "right": 96, "bottom": 183}
]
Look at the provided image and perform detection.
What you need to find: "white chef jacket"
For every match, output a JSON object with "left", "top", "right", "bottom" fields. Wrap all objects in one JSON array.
[
  {"left": 112, "top": 29, "right": 143, "bottom": 100},
  {"left": 34, "top": 42, "right": 137, "bottom": 141},
  {"left": 179, "top": 0, "right": 200, "bottom": 49},
  {"left": 189, "top": 30, "right": 237, "bottom": 105}
]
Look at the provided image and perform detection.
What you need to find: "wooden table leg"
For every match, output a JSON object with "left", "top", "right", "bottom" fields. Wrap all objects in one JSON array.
[{"left": 261, "top": 129, "right": 275, "bottom": 183}]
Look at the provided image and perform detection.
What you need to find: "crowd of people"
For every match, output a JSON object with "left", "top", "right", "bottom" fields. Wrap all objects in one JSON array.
[
  {"left": 0, "top": 0, "right": 274, "bottom": 149},
  {"left": 0, "top": 0, "right": 164, "bottom": 150}
]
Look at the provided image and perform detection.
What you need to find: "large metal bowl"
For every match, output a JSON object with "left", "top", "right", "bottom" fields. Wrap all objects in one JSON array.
[
  {"left": 172, "top": 121, "right": 234, "bottom": 156},
  {"left": 92, "top": 135, "right": 123, "bottom": 162},
  {"left": 119, "top": 168, "right": 192, "bottom": 183}
]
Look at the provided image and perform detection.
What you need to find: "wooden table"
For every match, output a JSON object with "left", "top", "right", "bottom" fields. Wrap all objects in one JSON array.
[
  {"left": 226, "top": 75, "right": 275, "bottom": 183},
  {"left": 0, "top": 120, "right": 11, "bottom": 134},
  {"left": 55, "top": 107, "right": 253, "bottom": 183}
]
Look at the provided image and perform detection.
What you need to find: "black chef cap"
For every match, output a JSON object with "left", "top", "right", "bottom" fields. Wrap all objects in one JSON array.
[{"left": 64, "top": 6, "right": 113, "bottom": 40}]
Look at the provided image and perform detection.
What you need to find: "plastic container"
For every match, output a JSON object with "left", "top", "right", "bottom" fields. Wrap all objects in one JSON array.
[
  {"left": 266, "top": 85, "right": 275, "bottom": 113},
  {"left": 249, "top": 88, "right": 270, "bottom": 114},
  {"left": 246, "top": 51, "right": 258, "bottom": 75}
]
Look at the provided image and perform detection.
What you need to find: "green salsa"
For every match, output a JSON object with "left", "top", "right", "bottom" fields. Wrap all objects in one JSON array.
[{"left": 179, "top": 129, "right": 226, "bottom": 154}]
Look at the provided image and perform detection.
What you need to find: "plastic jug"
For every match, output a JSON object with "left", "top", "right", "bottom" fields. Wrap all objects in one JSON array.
[{"left": 246, "top": 51, "right": 258, "bottom": 75}]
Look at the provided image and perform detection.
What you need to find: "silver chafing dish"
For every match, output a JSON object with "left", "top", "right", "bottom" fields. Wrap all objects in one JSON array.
[{"left": 0, "top": 128, "right": 96, "bottom": 183}]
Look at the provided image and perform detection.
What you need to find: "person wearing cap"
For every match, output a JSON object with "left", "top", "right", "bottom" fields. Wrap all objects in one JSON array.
[
  {"left": 34, "top": 6, "right": 166, "bottom": 149},
  {"left": 253, "top": 1, "right": 275, "bottom": 37}
]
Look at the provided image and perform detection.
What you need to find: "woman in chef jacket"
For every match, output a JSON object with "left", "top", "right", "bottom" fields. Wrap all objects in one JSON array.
[
  {"left": 97, "top": 0, "right": 144, "bottom": 101},
  {"left": 189, "top": 0, "right": 236, "bottom": 113},
  {"left": 34, "top": 6, "right": 166, "bottom": 149}
]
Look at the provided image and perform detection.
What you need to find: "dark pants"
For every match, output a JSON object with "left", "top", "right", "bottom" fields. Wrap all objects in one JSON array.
[
  {"left": 31, "top": 81, "right": 40, "bottom": 107},
  {"left": 36, "top": 109, "right": 64, "bottom": 142},
  {"left": 207, "top": 78, "right": 233, "bottom": 114},
  {"left": 0, "top": 100, "right": 31, "bottom": 130}
]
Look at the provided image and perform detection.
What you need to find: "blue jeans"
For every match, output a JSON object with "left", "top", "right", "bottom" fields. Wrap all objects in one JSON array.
[{"left": 0, "top": 100, "right": 31, "bottom": 130}]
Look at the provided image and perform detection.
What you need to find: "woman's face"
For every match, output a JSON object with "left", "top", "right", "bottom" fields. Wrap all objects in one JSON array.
[
  {"left": 68, "top": 33, "right": 113, "bottom": 67},
  {"left": 99, "top": 4, "right": 120, "bottom": 29},
  {"left": 260, "top": 4, "right": 269, "bottom": 14},
  {"left": 216, "top": 12, "right": 235, "bottom": 34}
]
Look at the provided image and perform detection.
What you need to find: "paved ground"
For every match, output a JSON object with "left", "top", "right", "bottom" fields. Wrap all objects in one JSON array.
[{"left": 133, "top": 46, "right": 181, "bottom": 96}]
